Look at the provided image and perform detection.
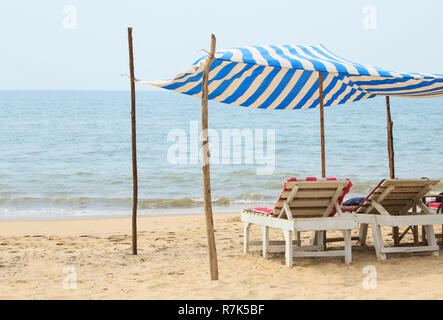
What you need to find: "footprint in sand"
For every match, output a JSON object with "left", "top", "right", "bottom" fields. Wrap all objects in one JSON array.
[
  {"left": 167, "top": 271, "right": 185, "bottom": 276},
  {"left": 107, "top": 236, "right": 128, "bottom": 243}
]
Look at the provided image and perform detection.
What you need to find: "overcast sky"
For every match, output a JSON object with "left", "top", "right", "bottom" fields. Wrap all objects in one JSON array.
[{"left": 1, "top": 0, "right": 442, "bottom": 90}]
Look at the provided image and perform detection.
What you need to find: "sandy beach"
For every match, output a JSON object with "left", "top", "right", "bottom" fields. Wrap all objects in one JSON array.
[{"left": 0, "top": 212, "right": 442, "bottom": 300}]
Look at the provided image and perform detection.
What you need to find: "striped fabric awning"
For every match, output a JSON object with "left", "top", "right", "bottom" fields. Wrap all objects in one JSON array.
[{"left": 142, "top": 44, "right": 443, "bottom": 110}]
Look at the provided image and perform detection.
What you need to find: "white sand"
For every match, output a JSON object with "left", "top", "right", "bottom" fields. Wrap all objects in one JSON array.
[{"left": 0, "top": 212, "right": 442, "bottom": 299}]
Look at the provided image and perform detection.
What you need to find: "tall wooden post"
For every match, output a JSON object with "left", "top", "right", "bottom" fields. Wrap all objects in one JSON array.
[
  {"left": 319, "top": 71, "right": 326, "bottom": 178},
  {"left": 386, "top": 96, "right": 398, "bottom": 244},
  {"left": 385, "top": 96, "right": 395, "bottom": 179},
  {"left": 201, "top": 34, "right": 219, "bottom": 280},
  {"left": 128, "top": 27, "right": 138, "bottom": 255},
  {"left": 319, "top": 71, "right": 327, "bottom": 247}
]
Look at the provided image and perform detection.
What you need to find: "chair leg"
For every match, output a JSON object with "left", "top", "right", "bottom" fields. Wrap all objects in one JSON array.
[
  {"left": 243, "top": 223, "right": 250, "bottom": 254},
  {"left": 283, "top": 230, "right": 293, "bottom": 267},
  {"left": 317, "top": 231, "right": 325, "bottom": 249},
  {"left": 393, "top": 226, "right": 400, "bottom": 246},
  {"left": 262, "top": 226, "right": 269, "bottom": 258},
  {"left": 424, "top": 225, "right": 439, "bottom": 257},
  {"left": 295, "top": 231, "right": 301, "bottom": 246},
  {"left": 370, "top": 219, "right": 387, "bottom": 261},
  {"left": 359, "top": 223, "right": 368, "bottom": 246},
  {"left": 413, "top": 226, "right": 419, "bottom": 245},
  {"left": 422, "top": 226, "right": 427, "bottom": 244},
  {"left": 343, "top": 230, "right": 352, "bottom": 264},
  {"left": 310, "top": 231, "right": 318, "bottom": 246},
  {"left": 323, "top": 231, "right": 327, "bottom": 250}
]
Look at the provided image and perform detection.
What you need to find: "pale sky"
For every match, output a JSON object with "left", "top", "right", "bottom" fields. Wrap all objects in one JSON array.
[{"left": 1, "top": 0, "right": 443, "bottom": 90}]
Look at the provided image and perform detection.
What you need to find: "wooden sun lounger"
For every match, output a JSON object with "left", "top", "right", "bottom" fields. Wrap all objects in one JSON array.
[
  {"left": 354, "top": 179, "right": 443, "bottom": 260},
  {"left": 241, "top": 179, "right": 357, "bottom": 267}
]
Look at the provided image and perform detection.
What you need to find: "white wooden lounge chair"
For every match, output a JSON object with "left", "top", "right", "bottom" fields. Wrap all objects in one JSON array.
[
  {"left": 241, "top": 177, "right": 357, "bottom": 266},
  {"left": 353, "top": 179, "right": 443, "bottom": 260}
]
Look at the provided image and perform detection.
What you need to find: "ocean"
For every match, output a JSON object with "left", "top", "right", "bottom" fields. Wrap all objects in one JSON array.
[{"left": 0, "top": 90, "right": 442, "bottom": 220}]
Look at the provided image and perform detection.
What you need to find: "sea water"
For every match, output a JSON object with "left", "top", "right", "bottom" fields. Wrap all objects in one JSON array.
[{"left": 0, "top": 90, "right": 442, "bottom": 219}]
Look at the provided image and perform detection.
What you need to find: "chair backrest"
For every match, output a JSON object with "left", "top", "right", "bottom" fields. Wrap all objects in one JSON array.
[
  {"left": 356, "top": 179, "right": 440, "bottom": 215},
  {"left": 272, "top": 178, "right": 351, "bottom": 219}
]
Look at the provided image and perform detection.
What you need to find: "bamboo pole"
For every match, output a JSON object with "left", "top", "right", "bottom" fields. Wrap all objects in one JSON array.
[
  {"left": 319, "top": 71, "right": 326, "bottom": 178},
  {"left": 385, "top": 96, "right": 399, "bottom": 244},
  {"left": 201, "top": 34, "right": 218, "bottom": 280},
  {"left": 128, "top": 27, "right": 138, "bottom": 255}
]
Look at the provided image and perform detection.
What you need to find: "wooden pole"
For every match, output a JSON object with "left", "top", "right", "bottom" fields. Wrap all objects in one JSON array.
[
  {"left": 319, "top": 71, "right": 326, "bottom": 178},
  {"left": 319, "top": 71, "right": 327, "bottom": 247},
  {"left": 128, "top": 27, "right": 138, "bottom": 255},
  {"left": 386, "top": 96, "right": 395, "bottom": 179},
  {"left": 201, "top": 34, "right": 218, "bottom": 280},
  {"left": 386, "top": 96, "right": 399, "bottom": 244}
]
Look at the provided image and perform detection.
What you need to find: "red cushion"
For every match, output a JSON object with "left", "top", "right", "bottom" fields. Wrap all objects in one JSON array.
[
  {"left": 429, "top": 202, "right": 442, "bottom": 209},
  {"left": 251, "top": 207, "right": 273, "bottom": 214},
  {"left": 338, "top": 179, "right": 353, "bottom": 213}
]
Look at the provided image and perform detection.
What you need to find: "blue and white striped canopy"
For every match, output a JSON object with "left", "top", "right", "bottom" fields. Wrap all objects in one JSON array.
[{"left": 142, "top": 44, "right": 443, "bottom": 110}]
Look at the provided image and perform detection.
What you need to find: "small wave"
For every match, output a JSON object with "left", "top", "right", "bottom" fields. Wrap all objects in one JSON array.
[
  {"left": 237, "top": 193, "right": 273, "bottom": 201},
  {"left": 139, "top": 196, "right": 235, "bottom": 208},
  {"left": 0, "top": 196, "right": 132, "bottom": 206},
  {"left": 0, "top": 194, "right": 273, "bottom": 210},
  {"left": 225, "top": 170, "right": 257, "bottom": 177},
  {"left": 76, "top": 172, "right": 94, "bottom": 177}
]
